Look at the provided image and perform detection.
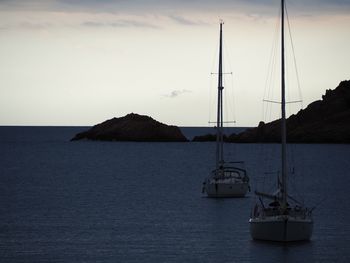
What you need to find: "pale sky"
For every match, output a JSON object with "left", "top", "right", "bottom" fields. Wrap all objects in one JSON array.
[{"left": 0, "top": 0, "right": 349, "bottom": 126}]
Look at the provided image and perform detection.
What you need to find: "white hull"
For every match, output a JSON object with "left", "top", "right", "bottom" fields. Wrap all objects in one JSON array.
[
  {"left": 204, "top": 180, "right": 249, "bottom": 197},
  {"left": 249, "top": 216, "right": 313, "bottom": 242}
]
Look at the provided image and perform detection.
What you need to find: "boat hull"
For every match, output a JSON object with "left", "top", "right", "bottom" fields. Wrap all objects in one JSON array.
[
  {"left": 204, "top": 181, "right": 249, "bottom": 197},
  {"left": 249, "top": 216, "right": 313, "bottom": 242}
]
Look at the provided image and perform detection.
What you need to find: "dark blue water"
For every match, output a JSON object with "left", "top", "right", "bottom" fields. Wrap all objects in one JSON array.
[{"left": 1, "top": 126, "right": 350, "bottom": 262}]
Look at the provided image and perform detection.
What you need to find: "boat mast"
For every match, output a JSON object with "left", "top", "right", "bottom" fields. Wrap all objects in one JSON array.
[
  {"left": 281, "top": 0, "right": 287, "bottom": 209},
  {"left": 216, "top": 22, "right": 224, "bottom": 169}
]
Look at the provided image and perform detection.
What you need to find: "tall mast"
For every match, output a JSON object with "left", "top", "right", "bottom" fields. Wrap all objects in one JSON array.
[
  {"left": 281, "top": 0, "right": 287, "bottom": 209},
  {"left": 216, "top": 22, "right": 224, "bottom": 169}
]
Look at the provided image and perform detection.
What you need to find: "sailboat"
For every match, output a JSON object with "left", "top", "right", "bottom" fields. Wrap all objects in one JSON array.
[
  {"left": 202, "top": 22, "right": 250, "bottom": 198},
  {"left": 249, "top": 0, "right": 313, "bottom": 241}
]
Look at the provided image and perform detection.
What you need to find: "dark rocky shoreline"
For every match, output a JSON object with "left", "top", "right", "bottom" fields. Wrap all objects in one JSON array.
[
  {"left": 71, "top": 113, "right": 188, "bottom": 142},
  {"left": 72, "top": 80, "right": 350, "bottom": 143},
  {"left": 193, "top": 80, "right": 350, "bottom": 144}
]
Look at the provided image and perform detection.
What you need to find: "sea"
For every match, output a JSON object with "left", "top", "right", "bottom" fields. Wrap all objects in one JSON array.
[{"left": 1, "top": 126, "right": 350, "bottom": 263}]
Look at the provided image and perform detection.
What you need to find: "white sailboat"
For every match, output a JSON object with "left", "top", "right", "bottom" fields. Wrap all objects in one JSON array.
[
  {"left": 202, "top": 22, "right": 250, "bottom": 198},
  {"left": 249, "top": 0, "right": 313, "bottom": 241}
]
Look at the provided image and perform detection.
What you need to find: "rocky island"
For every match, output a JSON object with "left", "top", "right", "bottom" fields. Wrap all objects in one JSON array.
[
  {"left": 194, "top": 80, "right": 350, "bottom": 143},
  {"left": 71, "top": 113, "right": 188, "bottom": 142}
]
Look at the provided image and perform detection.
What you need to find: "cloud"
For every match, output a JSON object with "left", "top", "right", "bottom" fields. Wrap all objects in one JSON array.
[
  {"left": 19, "top": 21, "right": 53, "bottom": 30},
  {"left": 0, "top": 0, "right": 349, "bottom": 16},
  {"left": 0, "top": 0, "right": 349, "bottom": 33},
  {"left": 0, "top": 20, "right": 54, "bottom": 31},
  {"left": 164, "top": 89, "right": 191, "bottom": 98},
  {"left": 82, "top": 20, "right": 159, "bottom": 29},
  {"left": 167, "top": 14, "right": 207, "bottom": 26}
]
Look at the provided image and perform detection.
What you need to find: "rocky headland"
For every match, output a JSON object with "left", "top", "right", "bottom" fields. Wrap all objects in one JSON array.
[
  {"left": 71, "top": 113, "right": 188, "bottom": 142},
  {"left": 194, "top": 80, "right": 350, "bottom": 143}
]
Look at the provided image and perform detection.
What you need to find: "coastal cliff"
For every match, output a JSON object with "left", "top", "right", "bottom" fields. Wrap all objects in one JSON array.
[
  {"left": 71, "top": 113, "right": 188, "bottom": 142},
  {"left": 194, "top": 80, "right": 350, "bottom": 143},
  {"left": 231, "top": 80, "right": 350, "bottom": 143}
]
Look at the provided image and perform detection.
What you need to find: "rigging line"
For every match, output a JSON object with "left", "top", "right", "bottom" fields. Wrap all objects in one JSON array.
[
  {"left": 264, "top": 7, "right": 281, "bottom": 123},
  {"left": 208, "top": 37, "right": 221, "bottom": 126},
  {"left": 310, "top": 195, "right": 328, "bottom": 212},
  {"left": 222, "top": 37, "right": 231, "bottom": 123},
  {"left": 270, "top": 6, "right": 281, "bottom": 123},
  {"left": 265, "top": 30, "right": 278, "bottom": 123},
  {"left": 208, "top": 71, "right": 214, "bottom": 126},
  {"left": 285, "top": 39, "right": 291, "bottom": 118},
  {"left": 284, "top": 8, "right": 294, "bottom": 123},
  {"left": 263, "top": 99, "right": 280, "bottom": 104},
  {"left": 263, "top": 9, "right": 280, "bottom": 102},
  {"left": 266, "top": 8, "right": 280, "bottom": 92},
  {"left": 222, "top": 36, "right": 236, "bottom": 127},
  {"left": 286, "top": 5, "right": 304, "bottom": 109},
  {"left": 284, "top": 3, "right": 304, "bottom": 202},
  {"left": 208, "top": 121, "right": 236, "bottom": 124},
  {"left": 264, "top": 100, "right": 302, "bottom": 104},
  {"left": 224, "top": 79, "right": 228, "bottom": 127},
  {"left": 263, "top": 17, "right": 276, "bottom": 121},
  {"left": 211, "top": 73, "right": 233, "bottom": 75},
  {"left": 288, "top": 165, "right": 305, "bottom": 206},
  {"left": 222, "top": 68, "right": 234, "bottom": 127},
  {"left": 223, "top": 70, "right": 235, "bottom": 128},
  {"left": 230, "top": 71, "right": 237, "bottom": 126}
]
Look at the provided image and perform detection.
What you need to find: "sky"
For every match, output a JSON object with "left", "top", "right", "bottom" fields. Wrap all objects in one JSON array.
[{"left": 0, "top": 0, "right": 349, "bottom": 127}]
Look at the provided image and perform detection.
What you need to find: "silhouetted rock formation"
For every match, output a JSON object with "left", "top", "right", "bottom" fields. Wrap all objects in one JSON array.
[
  {"left": 228, "top": 80, "right": 350, "bottom": 143},
  {"left": 71, "top": 113, "right": 188, "bottom": 142}
]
